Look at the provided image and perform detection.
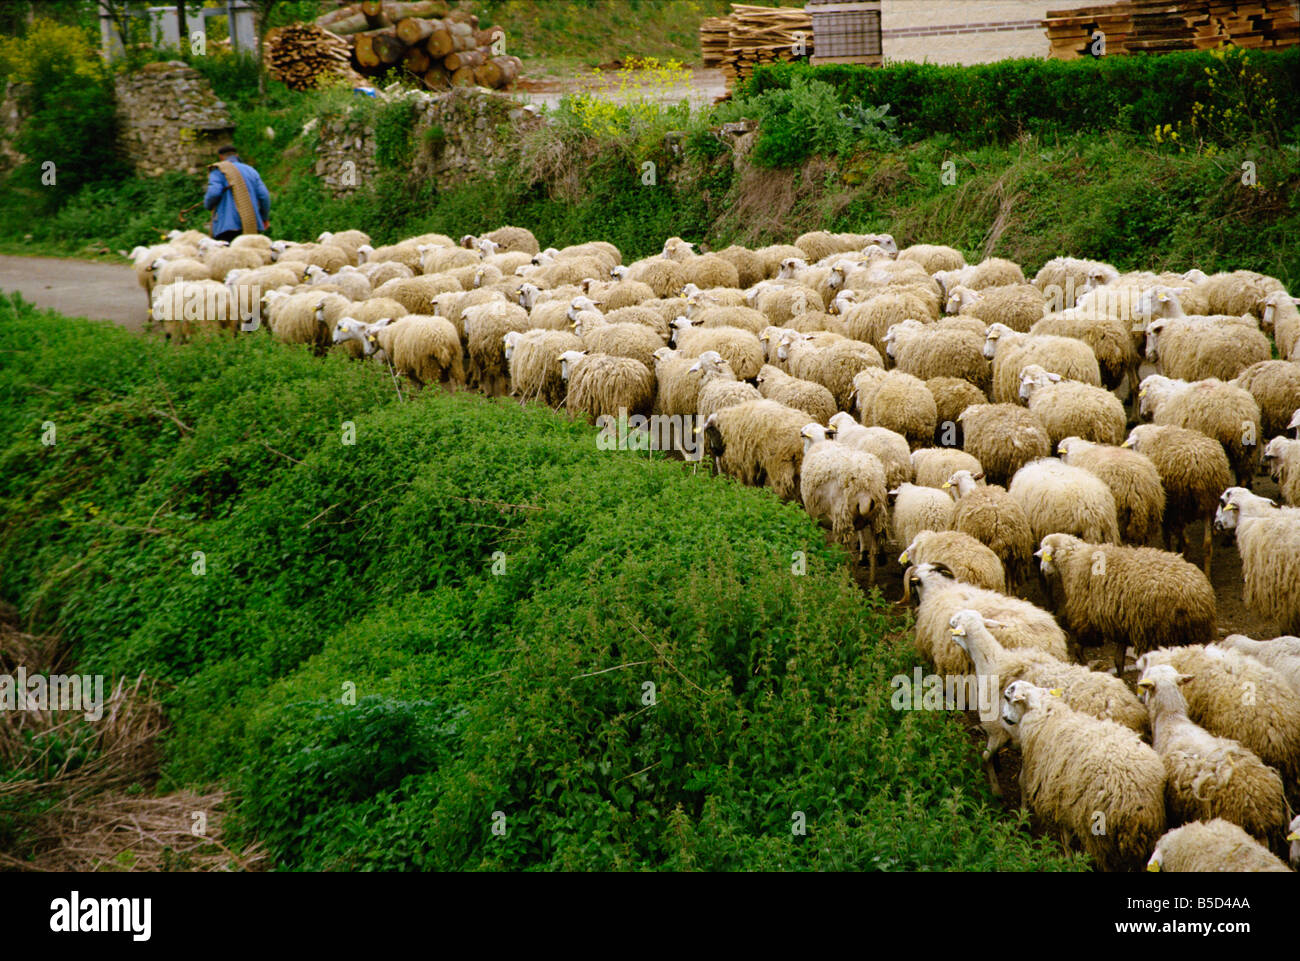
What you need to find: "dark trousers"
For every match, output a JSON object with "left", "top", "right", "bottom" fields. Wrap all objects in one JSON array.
[{"left": 214, "top": 228, "right": 241, "bottom": 243}]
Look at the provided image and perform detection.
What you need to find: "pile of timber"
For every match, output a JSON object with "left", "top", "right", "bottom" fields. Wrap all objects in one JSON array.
[
  {"left": 700, "top": 4, "right": 813, "bottom": 89},
  {"left": 700, "top": 16, "right": 731, "bottom": 66},
  {"left": 1043, "top": 0, "right": 1299, "bottom": 59},
  {"left": 293, "top": 1, "right": 521, "bottom": 91},
  {"left": 264, "top": 23, "right": 363, "bottom": 90}
]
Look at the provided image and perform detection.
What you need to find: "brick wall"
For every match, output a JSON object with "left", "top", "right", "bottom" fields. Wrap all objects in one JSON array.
[{"left": 880, "top": 0, "right": 1058, "bottom": 63}]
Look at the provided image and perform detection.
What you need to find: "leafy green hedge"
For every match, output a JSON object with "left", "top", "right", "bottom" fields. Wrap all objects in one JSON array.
[
  {"left": 740, "top": 47, "right": 1300, "bottom": 145},
  {"left": 0, "top": 296, "right": 1082, "bottom": 871}
]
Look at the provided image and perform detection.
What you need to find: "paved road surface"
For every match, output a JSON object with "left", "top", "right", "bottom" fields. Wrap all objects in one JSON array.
[{"left": 0, "top": 254, "right": 146, "bottom": 331}]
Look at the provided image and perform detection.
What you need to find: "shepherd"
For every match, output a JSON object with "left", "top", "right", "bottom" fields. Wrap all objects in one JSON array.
[{"left": 204, "top": 145, "right": 271, "bottom": 241}]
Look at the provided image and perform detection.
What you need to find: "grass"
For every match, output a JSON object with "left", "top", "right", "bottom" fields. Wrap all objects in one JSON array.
[{"left": 0, "top": 294, "right": 1085, "bottom": 871}]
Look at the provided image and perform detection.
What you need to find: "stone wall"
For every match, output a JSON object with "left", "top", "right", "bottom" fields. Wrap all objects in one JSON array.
[
  {"left": 0, "top": 82, "right": 31, "bottom": 174},
  {"left": 113, "top": 60, "right": 235, "bottom": 178},
  {"left": 313, "top": 87, "right": 545, "bottom": 197}
]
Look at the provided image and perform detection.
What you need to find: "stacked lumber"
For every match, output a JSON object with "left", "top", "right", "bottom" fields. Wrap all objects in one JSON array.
[
  {"left": 707, "top": 3, "right": 813, "bottom": 88},
  {"left": 304, "top": 1, "right": 521, "bottom": 91},
  {"left": 264, "top": 23, "right": 363, "bottom": 91},
  {"left": 700, "top": 16, "right": 731, "bottom": 66},
  {"left": 1043, "top": 0, "right": 1299, "bottom": 59}
]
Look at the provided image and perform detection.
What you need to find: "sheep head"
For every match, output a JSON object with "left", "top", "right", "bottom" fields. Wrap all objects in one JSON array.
[
  {"left": 800, "top": 423, "right": 831, "bottom": 454},
  {"left": 1018, "top": 364, "right": 1061, "bottom": 401},
  {"left": 502, "top": 330, "right": 521, "bottom": 362},
  {"left": 947, "top": 608, "right": 1000, "bottom": 656},
  {"left": 557, "top": 349, "right": 587, "bottom": 381},
  {"left": 982, "top": 322, "right": 1013, "bottom": 359},
  {"left": 945, "top": 285, "right": 979, "bottom": 315},
  {"left": 941, "top": 469, "right": 982, "bottom": 500},
  {"left": 1034, "top": 532, "right": 1082, "bottom": 577},
  {"left": 1134, "top": 663, "right": 1195, "bottom": 710},
  {"left": 1215, "top": 486, "right": 1278, "bottom": 531}
]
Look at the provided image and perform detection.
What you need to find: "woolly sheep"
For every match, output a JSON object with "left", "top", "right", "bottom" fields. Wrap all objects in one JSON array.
[
  {"left": 1031, "top": 310, "right": 1136, "bottom": 393},
  {"left": 1124, "top": 424, "right": 1231, "bottom": 573},
  {"left": 1232, "top": 360, "right": 1300, "bottom": 440},
  {"left": 840, "top": 291, "right": 934, "bottom": 355},
  {"left": 1217, "top": 634, "right": 1300, "bottom": 698},
  {"left": 1009, "top": 458, "right": 1120, "bottom": 546},
  {"left": 580, "top": 322, "right": 664, "bottom": 370},
  {"left": 752, "top": 284, "right": 825, "bottom": 324},
  {"left": 944, "top": 469, "right": 1035, "bottom": 591},
  {"left": 827, "top": 414, "right": 911, "bottom": 489},
  {"left": 755, "top": 364, "right": 836, "bottom": 422},
  {"left": 778, "top": 333, "right": 883, "bottom": 410},
  {"left": 1038, "top": 533, "right": 1213, "bottom": 671},
  {"left": 958, "top": 404, "right": 1052, "bottom": 487},
  {"left": 627, "top": 258, "right": 686, "bottom": 298},
  {"left": 154, "top": 257, "right": 213, "bottom": 287},
  {"left": 559, "top": 350, "right": 654, "bottom": 423},
  {"left": 1262, "top": 290, "right": 1300, "bottom": 360},
  {"left": 689, "top": 305, "right": 769, "bottom": 334},
  {"left": 691, "top": 351, "right": 761, "bottom": 418},
  {"left": 267, "top": 290, "right": 351, "bottom": 350},
  {"left": 1213, "top": 487, "right": 1300, "bottom": 635},
  {"left": 1261, "top": 435, "right": 1300, "bottom": 506},
  {"left": 672, "top": 325, "right": 765, "bottom": 380},
  {"left": 150, "top": 279, "right": 235, "bottom": 341},
  {"left": 1137, "top": 664, "right": 1287, "bottom": 843},
  {"left": 606, "top": 305, "right": 672, "bottom": 341},
  {"left": 925, "top": 376, "right": 987, "bottom": 442},
  {"left": 983, "top": 323, "right": 1102, "bottom": 404},
  {"left": 375, "top": 274, "right": 465, "bottom": 314},
  {"left": 464, "top": 301, "right": 532, "bottom": 396},
  {"left": 948, "top": 609, "right": 1146, "bottom": 796},
  {"left": 889, "top": 483, "right": 955, "bottom": 553},
  {"left": 884, "top": 320, "right": 991, "bottom": 394},
  {"left": 699, "top": 399, "right": 809, "bottom": 502},
  {"left": 651, "top": 347, "right": 704, "bottom": 417},
  {"left": 896, "top": 243, "right": 965, "bottom": 275},
  {"left": 800, "top": 428, "right": 889, "bottom": 582},
  {"left": 306, "top": 265, "right": 371, "bottom": 301},
  {"left": 713, "top": 245, "right": 765, "bottom": 288},
  {"left": 372, "top": 314, "right": 463, "bottom": 388},
  {"left": 1000, "top": 681, "right": 1166, "bottom": 872},
  {"left": 1056, "top": 437, "right": 1165, "bottom": 546},
  {"left": 906, "top": 563, "right": 1068, "bottom": 676},
  {"left": 344, "top": 297, "right": 408, "bottom": 326},
  {"left": 1145, "top": 315, "right": 1271, "bottom": 383},
  {"left": 1018, "top": 365, "right": 1126, "bottom": 447},
  {"left": 911, "top": 447, "right": 982, "bottom": 489},
  {"left": 900, "top": 531, "right": 1004, "bottom": 593},
  {"left": 679, "top": 253, "right": 740, "bottom": 291},
  {"left": 1135, "top": 643, "right": 1300, "bottom": 784},
  {"left": 947, "top": 283, "right": 1044, "bottom": 333},
  {"left": 1141, "top": 375, "right": 1261, "bottom": 485},
  {"left": 1031, "top": 256, "right": 1118, "bottom": 309},
  {"left": 507, "top": 329, "right": 583, "bottom": 406},
  {"left": 964, "top": 257, "right": 1025, "bottom": 291},
  {"left": 360, "top": 260, "right": 415, "bottom": 287},
  {"left": 850, "top": 368, "right": 937, "bottom": 449},
  {"left": 1198, "top": 269, "right": 1286, "bottom": 318},
  {"left": 1147, "top": 819, "right": 1291, "bottom": 873}
]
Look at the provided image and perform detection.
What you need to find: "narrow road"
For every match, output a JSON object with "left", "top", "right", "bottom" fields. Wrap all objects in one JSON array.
[{"left": 0, "top": 254, "right": 147, "bottom": 331}]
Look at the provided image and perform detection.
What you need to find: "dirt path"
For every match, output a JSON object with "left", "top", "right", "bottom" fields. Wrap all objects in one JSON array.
[{"left": 0, "top": 254, "right": 147, "bottom": 331}]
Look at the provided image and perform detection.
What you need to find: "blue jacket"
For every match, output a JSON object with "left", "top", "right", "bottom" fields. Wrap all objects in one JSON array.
[{"left": 204, "top": 155, "right": 270, "bottom": 236}]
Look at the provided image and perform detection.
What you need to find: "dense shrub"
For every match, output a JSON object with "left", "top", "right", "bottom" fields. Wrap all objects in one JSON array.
[
  {"left": 740, "top": 47, "right": 1300, "bottom": 146},
  {"left": 0, "top": 295, "right": 1084, "bottom": 871}
]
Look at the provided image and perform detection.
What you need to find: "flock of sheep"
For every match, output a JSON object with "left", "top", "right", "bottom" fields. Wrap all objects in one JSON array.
[{"left": 124, "top": 224, "right": 1300, "bottom": 872}]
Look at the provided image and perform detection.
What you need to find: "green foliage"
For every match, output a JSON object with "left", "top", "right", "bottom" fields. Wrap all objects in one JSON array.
[
  {"left": 0, "top": 296, "right": 1084, "bottom": 872},
  {"left": 374, "top": 98, "right": 419, "bottom": 170},
  {"left": 740, "top": 46, "right": 1300, "bottom": 147},
  {"left": 720, "top": 75, "right": 899, "bottom": 167},
  {"left": 0, "top": 17, "right": 127, "bottom": 210}
]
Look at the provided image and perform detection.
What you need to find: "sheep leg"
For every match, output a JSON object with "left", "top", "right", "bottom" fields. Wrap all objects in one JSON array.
[
  {"left": 1113, "top": 638, "right": 1128, "bottom": 676},
  {"left": 1201, "top": 519, "right": 1213, "bottom": 580}
]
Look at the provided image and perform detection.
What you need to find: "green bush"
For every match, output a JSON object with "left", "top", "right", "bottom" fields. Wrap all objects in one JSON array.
[
  {"left": 740, "top": 46, "right": 1300, "bottom": 147},
  {"left": 0, "top": 295, "right": 1085, "bottom": 872}
]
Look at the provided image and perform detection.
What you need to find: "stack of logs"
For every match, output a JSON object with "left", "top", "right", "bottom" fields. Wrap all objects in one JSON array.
[
  {"left": 701, "top": 4, "right": 814, "bottom": 89},
  {"left": 264, "top": 23, "right": 363, "bottom": 90},
  {"left": 1043, "top": 0, "right": 1300, "bottom": 59},
  {"left": 273, "top": 1, "right": 522, "bottom": 91}
]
